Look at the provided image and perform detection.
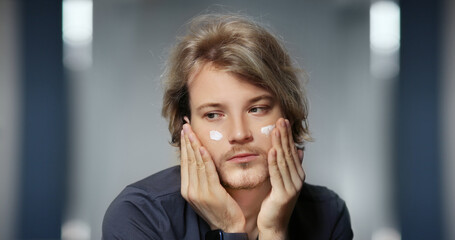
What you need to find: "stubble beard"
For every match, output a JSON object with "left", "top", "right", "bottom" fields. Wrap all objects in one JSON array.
[{"left": 217, "top": 146, "right": 269, "bottom": 190}]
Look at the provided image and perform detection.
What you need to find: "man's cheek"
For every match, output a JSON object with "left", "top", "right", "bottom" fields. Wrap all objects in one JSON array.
[
  {"left": 209, "top": 130, "right": 223, "bottom": 141},
  {"left": 260, "top": 124, "right": 275, "bottom": 136},
  {"left": 258, "top": 124, "right": 275, "bottom": 146}
]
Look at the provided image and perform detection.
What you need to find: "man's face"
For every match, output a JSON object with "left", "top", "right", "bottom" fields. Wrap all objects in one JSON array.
[{"left": 188, "top": 63, "right": 283, "bottom": 189}]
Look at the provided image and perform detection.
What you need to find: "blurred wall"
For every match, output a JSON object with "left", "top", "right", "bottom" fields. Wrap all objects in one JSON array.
[{"left": 0, "top": 0, "right": 19, "bottom": 240}]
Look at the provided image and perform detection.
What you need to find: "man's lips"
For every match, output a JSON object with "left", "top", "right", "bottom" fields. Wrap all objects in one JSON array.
[{"left": 227, "top": 153, "right": 258, "bottom": 163}]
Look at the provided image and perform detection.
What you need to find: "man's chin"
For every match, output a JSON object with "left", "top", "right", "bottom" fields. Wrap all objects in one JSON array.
[
  {"left": 219, "top": 166, "right": 269, "bottom": 190},
  {"left": 221, "top": 179, "right": 267, "bottom": 190}
]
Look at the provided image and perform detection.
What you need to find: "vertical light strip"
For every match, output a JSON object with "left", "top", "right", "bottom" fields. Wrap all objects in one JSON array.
[
  {"left": 61, "top": 1, "right": 92, "bottom": 239},
  {"left": 370, "top": 1, "right": 400, "bottom": 79},
  {"left": 62, "top": 0, "right": 93, "bottom": 71},
  {"left": 370, "top": 1, "right": 400, "bottom": 53},
  {"left": 369, "top": 1, "right": 401, "bottom": 240}
]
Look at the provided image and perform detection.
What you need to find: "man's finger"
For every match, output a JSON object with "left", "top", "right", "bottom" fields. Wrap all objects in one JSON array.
[
  {"left": 199, "top": 146, "right": 220, "bottom": 185},
  {"left": 180, "top": 129, "right": 189, "bottom": 197},
  {"left": 184, "top": 124, "right": 199, "bottom": 191},
  {"left": 183, "top": 124, "right": 210, "bottom": 190},
  {"left": 286, "top": 119, "right": 300, "bottom": 167},
  {"left": 284, "top": 119, "right": 303, "bottom": 186},
  {"left": 267, "top": 148, "right": 285, "bottom": 193},
  {"left": 272, "top": 125, "right": 293, "bottom": 192},
  {"left": 279, "top": 119, "right": 300, "bottom": 190},
  {"left": 297, "top": 149, "right": 305, "bottom": 181},
  {"left": 188, "top": 131, "right": 209, "bottom": 191}
]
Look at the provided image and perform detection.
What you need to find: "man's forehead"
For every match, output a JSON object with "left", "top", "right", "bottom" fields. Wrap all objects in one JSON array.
[
  {"left": 188, "top": 63, "right": 272, "bottom": 93},
  {"left": 187, "top": 62, "right": 227, "bottom": 86}
]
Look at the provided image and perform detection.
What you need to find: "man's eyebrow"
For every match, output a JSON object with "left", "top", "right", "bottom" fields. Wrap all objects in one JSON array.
[
  {"left": 196, "top": 103, "right": 223, "bottom": 112},
  {"left": 248, "top": 94, "right": 275, "bottom": 104}
]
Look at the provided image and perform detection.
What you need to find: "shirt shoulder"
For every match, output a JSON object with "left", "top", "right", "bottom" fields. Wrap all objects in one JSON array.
[
  {"left": 300, "top": 182, "right": 342, "bottom": 202},
  {"left": 289, "top": 183, "right": 354, "bottom": 240},
  {"left": 102, "top": 166, "right": 204, "bottom": 240},
  {"left": 127, "top": 165, "right": 181, "bottom": 200}
]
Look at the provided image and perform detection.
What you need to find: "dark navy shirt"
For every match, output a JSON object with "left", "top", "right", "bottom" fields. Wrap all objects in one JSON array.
[{"left": 103, "top": 166, "right": 353, "bottom": 240}]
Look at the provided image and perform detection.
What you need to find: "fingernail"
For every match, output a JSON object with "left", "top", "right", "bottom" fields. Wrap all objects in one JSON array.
[
  {"left": 281, "top": 119, "right": 286, "bottom": 127},
  {"left": 188, "top": 133, "right": 195, "bottom": 143},
  {"left": 285, "top": 119, "right": 290, "bottom": 128},
  {"left": 184, "top": 116, "right": 190, "bottom": 124}
]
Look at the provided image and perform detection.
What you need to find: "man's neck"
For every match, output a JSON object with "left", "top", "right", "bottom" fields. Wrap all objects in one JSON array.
[{"left": 226, "top": 180, "right": 271, "bottom": 239}]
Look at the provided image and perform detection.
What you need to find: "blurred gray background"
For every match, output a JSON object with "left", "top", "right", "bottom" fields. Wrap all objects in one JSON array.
[{"left": 1, "top": 0, "right": 454, "bottom": 239}]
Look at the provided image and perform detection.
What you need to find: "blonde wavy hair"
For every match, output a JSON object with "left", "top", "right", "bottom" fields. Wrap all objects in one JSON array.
[{"left": 162, "top": 14, "right": 311, "bottom": 148}]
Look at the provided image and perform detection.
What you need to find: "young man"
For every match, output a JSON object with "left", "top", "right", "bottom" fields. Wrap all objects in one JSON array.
[{"left": 103, "top": 14, "right": 353, "bottom": 240}]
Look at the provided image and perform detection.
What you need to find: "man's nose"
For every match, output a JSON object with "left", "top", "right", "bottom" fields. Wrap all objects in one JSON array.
[{"left": 227, "top": 116, "right": 253, "bottom": 144}]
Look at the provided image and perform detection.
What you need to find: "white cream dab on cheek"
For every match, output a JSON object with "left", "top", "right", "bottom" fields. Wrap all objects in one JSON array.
[
  {"left": 209, "top": 130, "right": 223, "bottom": 141},
  {"left": 261, "top": 124, "right": 275, "bottom": 136}
]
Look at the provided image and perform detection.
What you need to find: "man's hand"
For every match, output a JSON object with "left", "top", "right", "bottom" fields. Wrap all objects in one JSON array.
[
  {"left": 180, "top": 124, "right": 246, "bottom": 233},
  {"left": 257, "top": 118, "right": 305, "bottom": 240}
]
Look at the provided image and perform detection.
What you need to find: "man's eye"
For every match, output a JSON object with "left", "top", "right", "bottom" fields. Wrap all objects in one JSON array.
[
  {"left": 205, "top": 112, "right": 223, "bottom": 120},
  {"left": 249, "top": 107, "right": 268, "bottom": 114}
]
